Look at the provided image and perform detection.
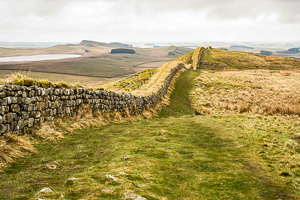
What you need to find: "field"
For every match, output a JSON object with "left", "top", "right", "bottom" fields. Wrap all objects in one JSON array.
[
  {"left": 1, "top": 48, "right": 300, "bottom": 199},
  {"left": 0, "top": 41, "right": 191, "bottom": 86},
  {"left": 191, "top": 70, "right": 300, "bottom": 117}
]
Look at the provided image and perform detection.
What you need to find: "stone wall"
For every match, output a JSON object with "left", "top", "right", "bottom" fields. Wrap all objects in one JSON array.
[
  {"left": 0, "top": 47, "right": 206, "bottom": 136},
  {"left": 0, "top": 62, "right": 188, "bottom": 136}
]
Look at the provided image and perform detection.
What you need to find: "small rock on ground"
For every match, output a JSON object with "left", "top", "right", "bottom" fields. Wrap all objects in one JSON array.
[
  {"left": 124, "top": 193, "right": 147, "bottom": 200},
  {"left": 102, "top": 189, "right": 114, "bottom": 193},
  {"left": 46, "top": 165, "right": 57, "bottom": 169},
  {"left": 38, "top": 188, "right": 53, "bottom": 193},
  {"left": 105, "top": 175, "right": 118, "bottom": 181}
]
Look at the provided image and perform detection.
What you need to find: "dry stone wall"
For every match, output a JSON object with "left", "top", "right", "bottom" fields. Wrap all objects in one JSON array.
[{"left": 0, "top": 63, "right": 188, "bottom": 136}]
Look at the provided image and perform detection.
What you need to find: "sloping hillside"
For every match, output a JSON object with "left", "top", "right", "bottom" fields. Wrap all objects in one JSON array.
[{"left": 201, "top": 48, "right": 300, "bottom": 70}]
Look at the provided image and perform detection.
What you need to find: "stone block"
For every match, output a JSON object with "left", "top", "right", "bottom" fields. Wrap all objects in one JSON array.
[
  {"left": 0, "top": 124, "right": 8, "bottom": 134},
  {"left": 4, "top": 113, "right": 14, "bottom": 123},
  {"left": 11, "top": 104, "right": 20, "bottom": 113},
  {"left": 24, "top": 98, "right": 31, "bottom": 104},
  {"left": 2, "top": 98, "right": 8, "bottom": 106},
  {"left": 34, "top": 111, "right": 41, "bottom": 119},
  {"left": 28, "top": 118, "right": 34, "bottom": 127},
  {"left": 37, "top": 102, "right": 46, "bottom": 111},
  {"left": 0, "top": 92, "right": 6, "bottom": 98}
]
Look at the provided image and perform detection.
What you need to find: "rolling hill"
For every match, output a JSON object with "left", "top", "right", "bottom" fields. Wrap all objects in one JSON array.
[{"left": 0, "top": 40, "right": 192, "bottom": 86}]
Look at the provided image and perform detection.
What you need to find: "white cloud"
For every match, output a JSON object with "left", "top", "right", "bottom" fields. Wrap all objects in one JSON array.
[{"left": 0, "top": 0, "right": 299, "bottom": 42}]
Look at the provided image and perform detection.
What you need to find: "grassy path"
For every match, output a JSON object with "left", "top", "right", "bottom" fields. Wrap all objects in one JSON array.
[
  {"left": 0, "top": 70, "right": 298, "bottom": 199},
  {"left": 158, "top": 69, "right": 200, "bottom": 117}
]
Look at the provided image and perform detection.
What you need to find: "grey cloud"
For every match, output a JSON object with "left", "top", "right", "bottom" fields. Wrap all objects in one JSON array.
[
  {"left": 119, "top": 0, "right": 300, "bottom": 23},
  {"left": 3, "top": 0, "right": 96, "bottom": 17},
  {"left": 2, "top": 0, "right": 300, "bottom": 23}
]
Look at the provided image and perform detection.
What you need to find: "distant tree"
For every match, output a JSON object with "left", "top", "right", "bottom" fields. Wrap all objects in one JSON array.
[{"left": 111, "top": 49, "right": 136, "bottom": 54}]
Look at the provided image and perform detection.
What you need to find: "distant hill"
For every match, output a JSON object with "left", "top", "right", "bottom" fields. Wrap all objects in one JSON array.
[
  {"left": 230, "top": 45, "right": 254, "bottom": 49},
  {"left": 277, "top": 48, "right": 300, "bottom": 54},
  {"left": 166, "top": 46, "right": 193, "bottom": 57},
  {"left": 79, "top": 40, "right": 110, "bottom": 47},
  {"left": 109, "top": 42, "right": 132, "bottom": 47}
]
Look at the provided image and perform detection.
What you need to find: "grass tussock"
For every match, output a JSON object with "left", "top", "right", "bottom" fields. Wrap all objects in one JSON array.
[
  {"left": 0, "top": 134, "right": 36, "bottom": 172},
  {"left": 0, "top": 72, "right": 83, "bottom": 88},
  {"left": 191, "top": 70, "right": 300, "bottom": 119},
  {"left": 32, "top": 123, "right": 65, "bottom": 144}
]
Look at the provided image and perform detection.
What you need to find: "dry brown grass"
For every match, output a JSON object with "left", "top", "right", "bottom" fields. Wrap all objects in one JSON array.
[
  {"left": 0, "top": 72, "right": 82, "bottom": 88},
  {"left": 0, "top": 134, "right": 36, "bottom": 172},
  {"left": 191, "top": 70, "right": 300, "bottom": 119},
  {"left": 98, "top": 61, "right": 187, "bottom": 97},
  {"left": 130, "top": 61, "right": 185, "bottom": 97}
]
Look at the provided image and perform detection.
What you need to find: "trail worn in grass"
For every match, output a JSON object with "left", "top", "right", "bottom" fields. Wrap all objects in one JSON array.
[
  {"left": 1, "top": 69, "right": 300, "bottom": 199},
  {"left": 158, "top": 70, "right": 200, "bottom": 117}
]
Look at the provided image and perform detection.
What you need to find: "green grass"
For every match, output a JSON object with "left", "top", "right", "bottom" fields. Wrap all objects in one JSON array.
[
  {"left": 1, "top": 68, "right": 300, "bottom": 199},
  {"left": 158, "top": 70, "right": 200, "bottom": 117},
  {"left": 1, "top": 115, "right": 298, "bottom": 199}
]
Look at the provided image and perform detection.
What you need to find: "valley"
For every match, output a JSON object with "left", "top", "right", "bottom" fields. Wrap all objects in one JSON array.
[{"left": 0, "top": 41, "right": 192, "bottom": 86}]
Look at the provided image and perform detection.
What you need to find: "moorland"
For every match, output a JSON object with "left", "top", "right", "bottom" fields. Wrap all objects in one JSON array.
[{"left": 1, "top": 46, "right": 300, "bottom": 199}]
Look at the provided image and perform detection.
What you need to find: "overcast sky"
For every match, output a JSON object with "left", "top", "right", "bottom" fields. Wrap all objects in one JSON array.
[{"left": 1, "top": 0, "right": 300, "bottom": 43}]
